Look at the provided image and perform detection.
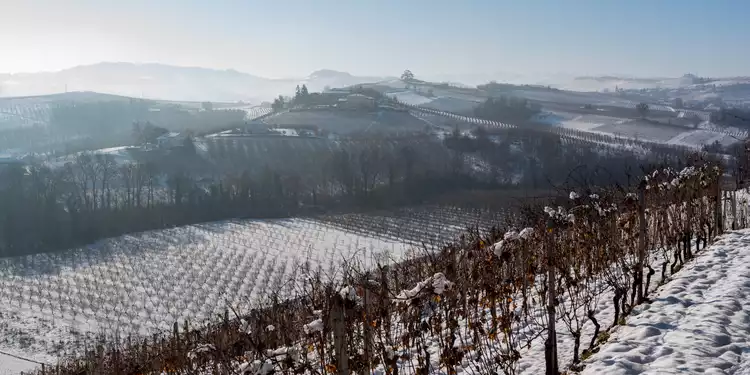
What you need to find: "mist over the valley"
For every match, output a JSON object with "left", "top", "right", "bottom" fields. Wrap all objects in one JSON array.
[{"left": 0, "top": 62, "right": 396, "bottom": 103}]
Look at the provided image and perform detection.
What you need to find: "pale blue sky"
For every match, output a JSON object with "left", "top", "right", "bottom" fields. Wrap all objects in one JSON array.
[{"left": 0, "top": 0, "right": 748, "bottom": 78}]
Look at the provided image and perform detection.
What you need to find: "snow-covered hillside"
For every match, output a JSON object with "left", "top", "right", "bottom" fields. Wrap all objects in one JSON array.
[
  {"left": 0, "top": 353, "right": 38, "bottom": 375},
  {"left": 583, "top": 229, "right": 750, "bottom": 374},
  {"left": 535, "top": 111, "right": 743, "bottom": 149}
]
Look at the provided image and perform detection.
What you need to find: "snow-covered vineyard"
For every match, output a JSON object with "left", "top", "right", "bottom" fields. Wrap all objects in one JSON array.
[
  {"left": 0, "top": 218, "right": 412, "bottom": 372},
  {"left": 6, "top": 161, "right": 750, "bottom": 375},
  {"left": 0, "top": 207, "right": 501, "bottom": 374}
]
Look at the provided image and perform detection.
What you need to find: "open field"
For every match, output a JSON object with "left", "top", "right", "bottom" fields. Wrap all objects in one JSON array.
[
  {"left": 386, "top": 86, "right": 484, "bottom": 115},
  {"left": 0, "top": 353, "right": 38, "bottom": 375},
  {"left": 534, "top": 110, "right": 742, "bottom": 149},
  {"left": 420, "top": 96, "right": 481, "bottom": 115},
  {"left": 593, "top": 119, "right": 687, "bottom": 142}
]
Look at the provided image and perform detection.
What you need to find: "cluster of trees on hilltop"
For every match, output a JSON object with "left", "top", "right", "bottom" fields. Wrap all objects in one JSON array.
[
  {"left": 270, "top": 84, "right": 387, "bottom": 109},
  {"left": 473, "top": 96, "right": 540, "bottom": 124}
]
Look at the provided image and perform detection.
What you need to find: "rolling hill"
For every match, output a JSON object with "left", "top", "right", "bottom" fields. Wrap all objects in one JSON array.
[{"left": 0, "top": 63, "right": 392, "bottom": 103}]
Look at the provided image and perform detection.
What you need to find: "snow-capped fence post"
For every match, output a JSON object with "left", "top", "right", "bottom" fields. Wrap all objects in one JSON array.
[
  {"left": 173, "top": 321, "right": 180, "bottom": 353},
  {"left": 544, "top": 222, "right": 559, "bottom": 375},
  {"left": 686, "top": 190, "right": 694, "bottom": 260},
  {"left": 637, "top": 183, "right": 646, "bottom": 303},
  {"left": 715, "top": 181, "right": 723, "bottom": 235},
  {"left": 361, "top": 286, "right": 376, "bottom": 372},
  {"left": 330, "top": 297, "right": 349, "bottom": 375},
  {"left": 731, "top": 191, "right": 737, "bottom": 230}
]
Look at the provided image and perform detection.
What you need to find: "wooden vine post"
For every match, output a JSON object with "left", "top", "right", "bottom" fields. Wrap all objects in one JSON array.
[
  {"left": 731, "top": 190, "right": 737, "bottom": 230},
  {"left": 715, "top": 177, "right": 723, "bottom": 236},
  {"left": 637, "top": 183, "right": 647, "bottom": 303},
  {"left": 544, "top": 221, "right": 559, "bottom": 375},
  {"left": 330, "top": 295, "right": 349, "bottom": 375}
]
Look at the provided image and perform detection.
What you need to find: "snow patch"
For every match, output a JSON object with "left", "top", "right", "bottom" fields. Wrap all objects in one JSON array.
[{"left": 583, "top": 229, "right": 750, "bottom": 374}]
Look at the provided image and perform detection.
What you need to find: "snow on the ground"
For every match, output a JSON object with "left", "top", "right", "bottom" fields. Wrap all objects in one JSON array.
[
  {"left": 0, "top": 218, "right": 414, "bottom": 372},
  {"left": 43, "top": 146, "right": 137, "bottom": 169},
  {"left": 562, "top": 114, "right": 628, "bottom": 132},
  {"left": 583, "top": 229, "right": 750, "bottom": 375},
  {"left": 0, "top": 353, "right": 39, "bottom": 375},
  {"left": 666, "top": 129, "right": 738, "bottom": 148},
  {"left": 535, "top": 110, "right": 741, "bottom": 149},
  {"left": 387, "top": 90, "right": 436, "bottom": 106}
]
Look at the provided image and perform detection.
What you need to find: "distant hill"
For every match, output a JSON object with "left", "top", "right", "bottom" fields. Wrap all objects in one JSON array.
[
  {"left": 0, "top": 63, "right": 392, "bottom": 103},
  {"left": 566, "top": 74, "right": 749, "bottom": 91}
]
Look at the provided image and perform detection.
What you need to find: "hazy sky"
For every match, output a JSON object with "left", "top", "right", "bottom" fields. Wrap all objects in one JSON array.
[{"left": 1, "top": 0, "right": 748, "bottom": 78}]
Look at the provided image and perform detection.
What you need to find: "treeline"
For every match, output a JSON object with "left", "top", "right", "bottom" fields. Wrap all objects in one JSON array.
[
  {"left": 0, "top": 122, "right": 702, "bottom": 258},
  {"left": 0, "top": 135, "right": 487, "bottom": 258},
  {"left": 445, "top": 125, "right": 694, "bottom": 188}
]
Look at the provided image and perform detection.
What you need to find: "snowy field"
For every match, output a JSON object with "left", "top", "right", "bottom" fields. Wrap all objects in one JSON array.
[
  {"left": 594, "top": 120, "right": 686, "bottom": 142},
  {"left": 387, "top": 88, "right": 484, "bottom": 114},
  {"left": 221, "top": 105, "right": 272, "bottom": 121},
  {"left": 388, "top": 90, "right": 435, "bottom": 106},
  {"left": 0, "top": 353, "right": 38, "bottom": 375},
  {"left": 420, "top": 97, "right": 481, "bottom": 114},
  {"left": 583, "top": 229, "right": 750, "bottom": 374},
  {"left": 537, "top": 111, "right": 742, "bottom": 149},
  {"left": 43, "top": 146, "right": 137, "bottom": 169},
  {"left": 667, "top": 130, "right": 739, "bottom": 148},
  {"left": 512, "top": 89, "right": 673, "bottom": 112},
  {"left": 535, "top": 112, "right": 627, "bottom": 132},
  {"left": 0, "top": 218, "right": 414, "bottom": 369}
]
